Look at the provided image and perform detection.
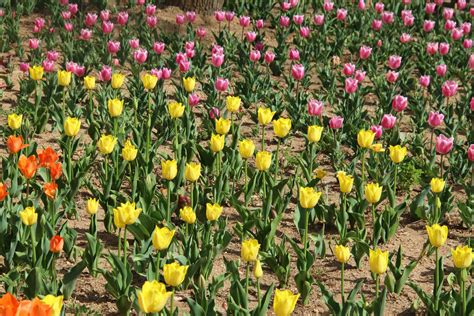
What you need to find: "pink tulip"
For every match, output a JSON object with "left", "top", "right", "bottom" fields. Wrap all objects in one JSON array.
[
  {"left": 161, "top": 68, "right": 172, "bottom": 79},
  {"left": 358, "top": 0, "right": 366, "bottom": 10},
  {"left": 287, "top": 49, "right": 299, "bottom": 61},
  {"left": 117, "top": 11, "right": 129, "bottom": 25},
  {"left": 85, "top": 13, "right": 98, "bottom": 27},
  {"left": 375, "top": 2, "right": 384, "bottom": 13},
  {"left": 355, "top": 70, "right": 366, "bottom": 82},
  {"left": 65, "top": 61, "right": 77, "bottom": 73},
  {"left": 75, "top": 65, "right": 85, "bottom": 77},
  {"left": 307, "top": 99, "right": 323, "bottom": 116},
  {"left": 281, "top": 1, "right": 291, "bottom": 11},
  {"left": 133, "top": 48, "right": 148, "bottom": 64},
  {"left": 443, "top": 8, "right": 454, "bottom": 20},
  {"left": 400, "top": 33, "right": 411, "bottom": 43},
  {"left": 178, "top": 60, "right": 190, "bottom": 72},
  {"left": 100, "top": 10, "right": 110, "bottom": 21},
  {"left": 436, "top": 64, "right": 447, "bottom": 77},
  {"left": 186, "top": 11, "right": 196, "bottom": 23},
  {"left": 387, "top": 55, "right": 402, "bottom": 70},
  {"left": 441, "top": 80, "right": 458, "bottom": 98},
  {"left": 419, "top": 75, "right": 431, "bottom": 88},
  {"left": 463, "top": 39, "right": 473, "bottom": 49},
  {"left": 345, "top": 78, "right": 358, "bottom": 94},
  {"left": 451, "top": 28, "right": 463, "bottom": 41},
  {"left": 59, "top": 0, "right": 68, "bottom": 5},
  {"left": 291, "top": 64, "right": 304, "bottom": 81},
  {"left": 423, "top": 20, "right": 435, "bottom": 32},
  {"left": 215, "top": 77, "right": 229, "bottom": 91},
  {"left": 137, "top": 0, "right": 145, "bottom": 5},
  {"left": 102, "top": 21, "right": 114, "bottom": 34},
  {"left": 381, "top": 114, "right": 397, "bottom": 129},
  {"left": 299, "top": 26, "right": 310, "bottom": 38},
  {"left": 426, "top": 42, "right": 438, "bottom": 55},
  {"left": 150, "top": 68, "right": 162, "bottom": 80},
  {"left": 189, "top": 93, "right": 200, "bottom": 107},
  {"left": 359, "top": 46, "right": 372, "bottom": 60},
  {"left": 42, "top": 59, "right": 55, "bottom": 73},
  {"left": 185, "top": 41, "right": 195, "bottom": 50},
  {"left": 211, "top": 53, "right": 224, "bottom": 67},
  {"left": 428, "top": 111, "right": 444, "bottom": 128},
  {"left": 471, "top": 97, "right": 474, "bottom": 111},
  {"left": 61, "top": 11, "right": 71, "bottom": 20},
  {"left": 239, "top": 16, "right": 250, "bottom": 27},
  {"left": 145, "top": 5, "right": 156, "bottom": 16},
  {"left": 214, "top": 11, "right": 225, "bottom": 22},
  {"left": 129, "top": 39, "right": 140, "bottom": 49},
  {"left": 196, "top": 27, "right": 206, "bottom": 39},
  {"left": 46, "top": 50, "right": 59, "bottom": 62},
  {"left": 246, "top": 31, "right": 257, "bottom": 42},
  {"left": 64, "top": 23, "right": 73, "bottom": 32},
  {"left": 19, "top": 62, "right": 30, "bottom": 73},
  {"left": 342, "top": 63, "right": 355, "bottom": 76},
  {"left": 313, "top": 14, "right": 324, "bottom": 26},
  {"left": 112, "top": 58, "right": 120, "bottom": 66},
  {"left": 210, "top": 107, "right": 220, "bottom": 120},
  {"left": 458, "top": 0, "right": 467, "bottom": 10},
  {"left": 212, "top": 45, "right": 224, "bottom": 55},
  {"left": 290, "top": 0, "right": 299, "bottom": 7},
  {"left": 377, "top": 40, "right": 383, "bottom": 47},
  {"left": 176, "top": 14, "right": 185, "bottom": 25},
  {"left": 323, "top": 1, "right": 334, "bottom": 12},
  {"left": 392, "top": 95, "right": 408, "bottom": 112},
  {"left": 79, "top": 29, "right": 92, "bottom": 41},
  {"left": 293, "top": 15, "right": 304, "bottom": 25},
  {"left": 146, "top": 16, "right": 158, "bottom": 28},
  {"left": 336, "top": 9, "right": 347, "bottom": 21},
  {"left": 461, "top": 22, "right": 471, "bottom": 34},
  {"left": 264, "top": 51, "right": 275, "bottom": 64},
  {"left": 34, "top": 17, "right": 45, "bottom": 29},
  {"left": 185, "top": 49, "right": 195, "bottom": 59},
  {"left": 29, "top": 38, "right": 40, "bottom": 49},
  {"left": 153, "top": 42, "right": 165, "bottom": 54},
  {"left": 370, "top": 125, "right": 383, "bottom": 139},
  {"left": 256, "top": 19, "right": 264, "bottom": 29},
  {"left": 68, "top": 3, "right": 78, "bottom": 15},
  {"left": 371, "top": 19, "right": 382, "bottom": 31},
  {"left": 249, "top": 50, "right": 261, "bottom": 62},
  {"left": 444, "top": 20, "right": 456, "bottom": 31},
  {"left": 279, "top": 16, "right": 290, "bottom": 28},
  {"left": 470, "top": 8, "right": 474, "bottom": 16},
  {"left": 435, "top": 134, "right": 453, "bottom": 155},
  {"left": 99, "top": 65, "right": 112, "bottom": 81},
  {"left": 329, "top": 116, "right": 344, "bottom": 129},
  {"left": 381, "top": 11, "right": 394, "bottom": 24},
  {"left": 107, "top": 41, "right": 120, "bottom": 54},
  {"left": 468, "top": 144, "right": 474, "bottom": 162},
  {"left": 225, "top": 11, "right": 235, "bottom": 22},
  {"left": 402, "top": 15, "right": 414, "bottom": 27},
  {"left": 386, "top": 71, "right": 399, "bottom": 83},
  {"left": 469, "top": 55, "right": 474, "bottom": 69},
  {"left": 175, "top": 52, "right": 187, "bottom": 64},
  {"left": 425, "top": 3, "right": 436, "bottom": 14},
  {"left": 439, "top": 42, "right": 450, "bottom": 55}
]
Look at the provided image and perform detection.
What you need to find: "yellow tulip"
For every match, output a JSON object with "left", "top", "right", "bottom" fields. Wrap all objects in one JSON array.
[
  {"left": 307, "top": 125, "right": 323, "bottom": 143},
  {"left": 137, "top": 281, "right": 172, "bottom": 313},
  {"left": 113, "top": 201, "right": 142, "bottom": 228},
  {"left": 241, "top": 239, "right": 260, "bottom": 263},
  {"left": 64, "top": 117, "right": 81, "bottom": 137},
  {"left": 86, "top": 198, "right": 99, "bottom": 215},
  {"left": 273, "top": 289, "right": 300, "bottom": 316},
  {"left": 254, "top": 259, "right": 263, "bottom": 279},
  {"left": 163, "top": 261, "right": 189, "bottom": 287},
  {"left": 273, "top": 117, "right": 292, "bottom": 138},
  {"left": 185, "top": 162, "right": 201, "bottom": 182},
  {"left": 369, "top": 248, "right": 389, "bottom": 275},
  {"left": 42, "top": 295, "right": 63, "bottom": 316},
  {"left": 365, "top": 183, "right": 382, "bottom": 204},
  {"left": 371, "top": 143, "right": 385, "bottom": 153},
  {"left": 152, "top": 226, "right": 175, "bottom": 251},
  {"left": 389, "top": 145, "right": 407, "bottom": 163},
  {"left": 84, "top": 75, "right": 96, "bottom": 90},
  {"left": 239, "top": 139, "right": 255, "bottom": 159},
  {"left": 314, "top": 168, "right": 326, "bottom": 180},
  {"left": 336, "top": 171, "right": 354, "bottom": 194},
  {"left": 334, "top": 245, "right": 351, "bottom": 264},
  {"left": 206, "top": 203, "right": 222, "bottom": 221},
  {"left": 258, "top": 107, "right": 275, "bottom": 126},
  {"left": 426, "top": 224, "right": 448, "bottom": 248},
  {"left": 179, "top": 206, "right": 196, "bottom": 224},
  {"left": 210, "top": 134, "right": 225, "bottom": 153},
  {"left": 299, "top": 187, "right": 322, "bottom": 209},
  {"left": 20, "top": 206, "right": 38, "bottom": 226},
  {"left": 122, "top": 140, "right": 138, "bottom": 161},
  {"left": 226, "top": 96, "right": 241, "bottom": 113},
  {"left": 141, "top": 73, "right": 158, "bottom": 90},
  {"left": 161, "top": 160, "right": 178, "bottom": 180},
  {"left": 7, "top": 113, "right": 22, "bottom": 131},
  {"left": 168, "top": 101, "right": 185, "bottom": 119},
  {"left": 430, "top": 178, "right": 445, "bottom": 193},
  {"left": 97, "top": 134, "right": 117, "bottom": 155},
  {"left": 255, "top": 151, "right": 272, "bottom": 171},
  {"left": 451, "top": 245, "right": 473, "bottom": 269},
  {"left": 182, "top": 77, "right": 196, "bottom": 93},
  {"left": 215, "top": 117, "right": 231, "bottom": 135},
  {"left": 111, "top": 73, "right": 125, "bottom": 89},
  {"left": 357, "top": 129, "right": 375, "bottom": 148},
  {"left": 57, "top": 70, "right": 72, "bottom": 87},
  {"left": 29, "top": 65, "right": 44, "bottom": 81},
  {"left": 108, "top": 98, "right": 124, "bottom": 117}
]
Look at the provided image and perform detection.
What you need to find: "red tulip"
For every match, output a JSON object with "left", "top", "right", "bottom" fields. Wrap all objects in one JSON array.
[{"left": 50, "top": 235, "right": 64, "bottom": 253}]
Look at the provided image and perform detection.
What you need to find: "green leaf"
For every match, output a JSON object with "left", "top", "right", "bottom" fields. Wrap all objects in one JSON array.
[{"left": 61, "top": 260, "right": 87, "bottom": 299}]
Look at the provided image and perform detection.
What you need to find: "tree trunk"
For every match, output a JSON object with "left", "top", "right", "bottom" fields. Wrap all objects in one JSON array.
[{"left": 164, "top": 0, "right": 224, "bottom": 14}]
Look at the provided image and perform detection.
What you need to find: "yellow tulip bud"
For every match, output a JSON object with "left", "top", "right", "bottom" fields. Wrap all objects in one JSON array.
[
  {"left": 111, "top": 73, "right": 125, "bottom": 89},
  {"left": 273, "top": 117, "right": 292, "bottom": 138},
  {"left": 29, "top": 65, "right": 44, "bottom": 81},
  {"left": 185, "top": 162, "right": 201, "bottom": 182},
  {"left": 365, "top": 183, "right": 382, "bottom": 204},
  {"left": 19, "top": 206, "right": 38, "bottom": 226},
  {"left": 389, "top": 145, "right": 407, "bottom": 164},
  {"left": 210, "top": 134, "right": 225, "bottom": 153},
  {"left": 122, "top": 140, "right": 138, "bottom": 161},
  {"left": 369, "top": 248, "right": 389, "bottom": 275},
  {"left": 179, "top": 206, "right": 196, "bottom": 224},
  {"left": 152, "top": 226, "right": 175, "bottom": 251},
  {"left": 336, "top": 171, "right": 354, "bottom": 194},
  {"left": 357, "top": 129, "right": 375, "bottom": 148},
  {"left": 141, "top": 73, "right": 158, "bottom": 90},
  {"left": 451, "top": 245, "right": 473, "bottom": 269},
  {"left": 226, "top": 96, "right": 241, "bottom": 113},
  {"left": 113, "top": 201, "right": 141, "bottom": 228},
  {"left": 108, "top": 98, "right": 124, "bottom": 117},
  {"left": 258, "top": 107, "right": 275, "bottom": 126},
  {"left": 430, "top": 178, "right": 445, "bottom": 193},
  {"left": 182, "top": 77, "right": 196, "bottom": 93},
  {"left": 42, "top": 295, "right": 64, "bottom": 316},
  {"left": 254, "top": 259, "right": 263, "bottom": 279},
  {"left": 161, "top": 160, "right": 177, "bottom": 181},
  {"left": 371, "top": 143, "right": 385, "bottom": 153},
  {"left": 215, "top": 117, "right": 231, "bottom": 135},
  {"left": 426, "top": 224, "right": 448, "bottom": 248},
  {"left": 273, "top": 289, "right": 300, "bottom": 316},
  {"left": 86, "top": 198, "right": 99, "bottom": 215},
  {"left": 206, "top": 202, "right": 222, "bottom": 221},
  {"left": 97, "top": 134, "right": 117, "bottom": 155},
  {"left": 334, "top": 245, "right": 351, "bottom": 264},
  {"left": 137, "top": 281, "right": 172, "bottom": 313},
  {"left": 299, "top": 187, "right": 322, "bottom": 209},
  {"left": 168, "top": 101, "right": 185, "bottom": 119},
  {"left": 314, "top": 168, "right": 326, "bottom": 180},
  {"left": 256, "top": 151, "right": 272, "bottom": 171},
  {"left": 64, "top": 117, "right": 81, "bottom": 137},
  {"left": 308, "top": 125, "right": 323, "bottom": 143},
  {"left": 239, "top": 139, "right": 255, "bottom": 159},
  {"left": 241, "top": 239, "right": 260, "bottom": 263},
  {"left": 164, "top": 261, "right": 189, "bottom": 287},
  {"left": 84, "top": 76, "right": 96, "bottom": 90},
  {"left": 57, "top": 70, "right": 72, "bottom": 87},
  {"left": 8, "top": 113, "right": 23, "bottom": 130}
]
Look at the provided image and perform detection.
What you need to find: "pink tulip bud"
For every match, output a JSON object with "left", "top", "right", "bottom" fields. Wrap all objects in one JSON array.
[
  {"left": 211, "top": 53, "right": 224, "bottom": 67},
  {"left": 426, "top": 42, "right": 439, "bottom": 55},
  {"left": 175, "top": 52, "right": 187, "bottom": 64},
  {"left": 370, "top": 125, "right": 383, "bottom": 139},
  {"left": 451, "top": 28, "right": 463, "bottom": 41},
  {"left": 210, "top": 107, "right": 220, "bottom": 120},
  {"left": 375, "top": 2, "right": 384, "bottom": 13},
  {"left": 441, "top": 80, "right": 458, "bottom": 98},
  {"left": 178, "top": 60, "right": 190, "bottom": 72},
  {"left": 371, "top": 19, "right": 382, "bottom": 31},
  {"left": 323, "top": 1, "right": 334, "bottom": 12},
  {"left": 239, "top": 16, "right": 250, "bottom": 27},
  {"left": 376, "top": 40, "right": 383, "bottom": 47},
  {"left": 329, "top": 116, "right": 344, "bottom": 129},
  {"left": 419, "top": 75, "right": 431, "bottom": 88},
  {"left": 46, "top": 50, "right": 59, "bottom": 62},
  {"left": 64, "top": 23, "right": 73, "bottom": 32},
  {"left": 359, "top": 46, "right": 372, "bottom": 60},
  {"left": 129, "top": 38, "right": 140, "bottom": 49},
  {"left": 469, "top": 55, "right": 474, "bottom": 69},
  {"left": 34, "top": 17, "right": 45, "bottom": 29},
  {"left": 345, "top": 77, "right": 358, "bottom": 94},
  {"left": 467, "top": 144, "right": 474, "bottom": 161},
  {"left": 342, "top": 63, "right": 355, "bottom": 76},
  {"left": 185, "top": 48, "right": 195, "bottom": 59},
  {"left": 61, "top": 11, "right": 71, "bottom": 20},
  {"left": 215, "top": 77, "right": 229, "bottom": 91},
  {"left": 470, "top": 8, "right": 474, "bottom": 16},
  {"left": 153, "top": 42, "right": 165, "bottom": 54},
  {"left": 443, "top": 8, "right": 454, "bottom": 20},
  {"left": 99, "top": 65, "right": 112, "bottom": 82},
  {"left": 68, "top": 3, "right": 78, "bottom": 15},
  {"left": 428, "top": 111, "right": 444, "bottom": 128},
  {"left": 19, "top": 62, "right": 30, "bottom": 73},
  {"left": 423, "top": 20, "right": 435, "bottom": 32},
  {"left": 145, "top": 5, "right": 156, "bottom": 16},
  {"left": 461, "top": 22, "right": 471, "bottom": 34},
  {"left": 280, "top": 16, "right": 290, "bottom": 28},
  {"left": 458, "top": 0, "right": 467, "bottom": 10},
  {"left": 289, "top": 48, "right": 300, "bottom": 61},
  {"left": 107, "top": 41, "right": 120, "bottom": 54},
  {"left": 246, "top": 31, "right": 257, "bottom": 42},
  {"left": 281, "top": 1, "right": 291, "bottom": 11},
  {"left": 189, "top": 93, "right": 200, "bottom": 107},
  {"left": 381, "top": 11, "right": 394, "bottom": 24},
  {"left": 117, "top": 11, "right": 129, "bottom": 25},
  {"left": 290, "top": 0, "right": 299, "bottom": 7},
  {"left": 435, "top": 134, "right": 453, "bottom": 155},
  {"left": 249, "top": 50, "right": 261, "bottom": 62},
  {"left": 381, "top": 114, "right": 397, "bottom": 129},
  {"left": 256, "top": 19, "right": 264, "bottom": 29},
  {"left": 146, "top": 16, "right": 158, "bottom": 28},
  {"left": 425, "top": 3, "right": 436, "bottom": 14},
  {"left": 358, "top": 0, "right": 366, "bottom": 10},
  {"left": 291, "top": 64, "right": 305, "bottom": 81},
  {"left": 225, "top": 11, "right": 235, "bottom": 22},
  {"left": 112, "top": 58, "right": 120, "bottom": 66},
  {"left": 79, "top": 28, "right": 92, "bottom": 41},
  {"left": 74, "top": 65, "right": 85, "bottom": 77},
  {"left": 175, "top": 14, "right": 185, "bottom": 25},
  {"left": 439, "top": 42, "right": 450, "bottom": 55},
  {"left": 463, "top": 39, "right": 473, "bottom": 49},
  {"left": 436, "top": 64, "right": 447, "bottom": 77},
  {"left": 100, "top": 9, "right": 110, "bottom": 21},
  {"left": 400, "top": 33, "right": 411, "bottom": 43},
  {"left": 402, "top": 15, "right": 414, "bottom": 27},
  {"left": 196, "top": 27, "right": 207, "bottom": 39},
  {"left": 162, "top": 67, "right": 172, "bottom": 79},
  {"left": 150, "top": 68, "right": 162, "bottom": 80},
  {"left": 386, "top": 71, "right": 399, "bottom": 83},
  {"left": 392, "top": 95, "right": 408, "bottom": 112},
  {"left": 65, "top": 61, "right": 77, "bottom": 73},
  {"left": 444, "top": 20, "right": 456, "bottom": 31},
  {"left": 42, "top": 59, "right": 55, "bottom": 73},
  {"left": 387, "top": 55, "right": 402, "bottom": 70},
  {"left": 102, "top": 21, "right": 114, "bottom": 34},
  {"left": 214, "top": 11, "right": 225, "bottom": 22},
  {"left": 336, "top": 9, "right": 347, "bottom": 21},
  {"left": 85, "top": 13, "right": 98, "bottom": 27},
  {"left": 307, "top": 99, "right": 323, "bottom": 116},
  {"left": 264, "top": 51, "right": 275, "bottom": 64},
  {"left": 133, "top": 48, "right": 148, "bottom": 64},
  {"left": 355, "top": 70, "right": 366, "bottom": 82},
  {"left": 313, "top": 14, "right": 324, "bottom": 26},
  {"left": 212, "top": 44, "right": 224, "bottom": 55},
  {"left": 137, "top": 0, "right": 145, "bottom": 5},
  {"left": 29, "top": 38, "right": 40, "bottom": 49},
  {"left": 186, "top": 11, "right": 196, "bottom": 23},
  {"left": 184, "top": 42, "right": 194, "bottom": 51},
  {"left": 293, "top": 15, "right": 304, "bottom": 25}
]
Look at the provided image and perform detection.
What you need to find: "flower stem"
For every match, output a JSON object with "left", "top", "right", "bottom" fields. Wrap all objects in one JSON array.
[
  {"left": 303, "top": 208, "right": 309, "bottom": 262},
  {"left": 31, "top": 225, "right": 36, "bottom": 266},
  {"left": 123, "top": 227, "right": 128, "bottom": 266},
  {"left": 261, "top": 125, "right": 265, "bottom": 151},
  {"left": 375, "top": 275, "right": 380, "bottom": 298},
  {"left": 245, "top": 263, "right": 250, "bottom": 299},
  {"left": 156, "top": 251, "right": 161, "bottom": 281},
  {"left": 170, "top": 289, "right": 175, "bottom": 315},
  {"left": 341, "top": 263, "right": 345, "bottom": 305},
  {"left": 275, "top": 139, "right": 281, "bottom": 180},
  {"left": 167, "top": 180, "right": 172, "bottom": 223},
  {"left": 361, "top": 150, "right": 366, "bottom": 183},
  {"left": 117, "top": 228, "right": 122, "bottom": 259},
  {"left": 393, "top": 165, "right": 398, "bottom": 197}
]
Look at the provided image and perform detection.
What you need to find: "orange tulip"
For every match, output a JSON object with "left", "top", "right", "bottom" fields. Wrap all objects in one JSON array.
[
  {"left": 38, "top": 147, "right": 59, "bottom": 168},
  {"left": 43, "top": 182, "right": 58, "bottom": 199},
  {"left": 6, "top": 135, "right": 29, "bottom": 154},
  {"left": 49, "top": 162, "right": 62, "bottom": 181},
  {"left": 16, "top": 298, "right": 52, "bottom": 316},
  {"left": 0, "top": 182, "right": 7, "bottom": 202},
  {"left": 0, "top": 293, "right": 19, "bottom": 316},
  {"left": 18, "top": 155, "right": 38, "bottom": 180},
  {"left": 49, "top": 235, "right": 64, "bottom": 253}
]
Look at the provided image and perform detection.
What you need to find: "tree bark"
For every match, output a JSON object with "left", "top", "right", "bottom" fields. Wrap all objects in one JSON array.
[{"left": 164, "top": 0, "right": 224, "bottom": 14}]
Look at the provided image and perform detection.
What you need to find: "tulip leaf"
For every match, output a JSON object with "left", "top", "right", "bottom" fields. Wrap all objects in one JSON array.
[{"left": 61, "top": 260, "right": 87, "bottom": 299}]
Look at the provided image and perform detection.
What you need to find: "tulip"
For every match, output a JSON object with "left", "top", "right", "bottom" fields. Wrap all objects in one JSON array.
[
  {"left": 357, "top": 129, "right": 374, "bottom": 148},
  {"left": 16, "top": 298, "right": 52, "bottom": 315},
  {"left": 107, "top": 98, "right": 124, "bottom": 117},
  {"left": 49, "top": 235, "right": 64, "bottom": 254},
  {"left": 428, "top": 111, "right": 444, "bottom": 129},
  {"left": 370, "top": 125, "right": 383, "bottom": 140},
  {"left": 168, "top": 101, "right": 185, "bottom": 119},
  {"left": 43, "top": 182, "right": 57, "bottom": 200},
  {"left": 273, "top": 289, "right": 299, "bottom": 316},
  {"left": 256, "top": 151, "right": 272, "bottom": 171},
  {"left": 344, "top": 77, "right": 358, "bottom": 94},
  {"left": 369, "top": 248, "right": 389, "bottom": 298},
  {"left": 161, "top": 160, "right": 177, "bottom": 181},
  {"left": 307, "top": 125, "right": 323, "bottom": 143},
  {"left": 97, "top": 134, "right": 117, "bottom": 155},
  {"left": 8, "top": 113, "right": 22, "bottom": 130},
  {"left": 329, "top": 116, "right": 344, "bottom": 129},
  {"left": 20, "top": 206, "right": 37, "bottom": 226},
  {"left": 342, "top": 63, "right": 355, "bottom": 76},
  {"left": 258, "top": 107, "right": 276, "bottom": 127},
  {"left": 307, "top": 99, "right": 323, "bottom": 117},
  {"left": 83, "top": 76, "right": 95, "bottom": 90},
  {"left": 337, "top": 171, "right": 354, "bottom": 194},
  {"left": 273, "top": 118, "right": 292, "bottom": 138},
  {"left": 18, "top": 155, "right": 38, "bottom": 180},
  {"left": 113, "top": 201, "right": 141, "bottom": 229},
  {"left": 29, "top": 65, "right": 44, "bottom": 81},
  {"left": 0, "top": 183, "right": 7, "bottom": 202},
  {"left": 291, "top": 64, "right": 305, "bottom": 81},
  {"left": 64, "top": 117, "right": 80, "bottom": 137},
  {"left": 164, "top": 261, "right": 189, "bottom": 288},
  {"left": 122, "top": 140, "right": 137, "bottom": 161},
  {"left": 152, "top": 226, "right": 175, "bottom": 251},
  {"left": 139, "top": 73, "right": 157, "bottom": 91},
  {"left": 133, "top": 48, "right": 148, "bottom": 64},
  {"left": 226, "top": 96, "right": 241, "bottom": 113},
  {"left": 392, "top": 95, "right": 408, "bottom": 112},
  {"left": 7, "top": 135, "right": 28, "bottom": 154},
  {"left": 299, "top": 186, "right": 321, "bottom": 209},
  {"left": 435, "top": 134, "right": 453, "bottom": 157},
  {"left": 429, "top": 177, "right": 445, "bottom": 194},
  {"left": 313, "top": 14, "right": 324, "bottom": 25},
  {"left": 468, "top": 144, "right": 474, "bottom": 162},
  {"left": 215, "top": 117, "right": 231, "bottom": 135},
  {"left": 441, "top": 80, "right": 458, "bottom": 98},
  {"left": 57, "top": 70, "right": 72, "bottom": 87},
  {"left": 389, "top": 145, "right": 407, "bottom": 164},
  {"left": 180, "top": 206, "right": 196, "bottom": 224},
  {"left": 335, "top": 245, "right": 350, "bottom": 264},
  {"left": 205, "top": 203, "right": 222, "bottom": 222},
  {"left": 211, "top": 53, "right": 224, "bottom": 67},
  {"left": 436, "top": 64, "right": 447, "bottom": 77},
  {"left": 185, "top": 162, "right": 201, "bottom": 182},
  {"left": 451, "top": 245, "right": 472, "bottom": 269},
  {"left": 182, "top": 77, "right": 196, "bottom": 93},
  {"left": 241, "top": 239, "right": 260, "bottom": 263},
  {"left": 214, "top": 77, "right": 229, "bottom": 91},
  {"left": 86, "top": 198, "right": 99, "bottom": 215},
  {"left": 239, "top": 139, "right": 255, "bottom": 159},
  {"left": 264, "top": 51, "right": 275, "bottom": 64},
  {"left": 137, "top": 281, "right": 171, "bottom": 313},
  {"left": 254, "top": 259, "right": 263, "bottom": 279},
  {"left": 110, "top": 73, "right": 125, "bottom": 89},
  {"left": 426, "top": 224, "right": 448, "bottom": 248},
  {"left": 210, "top": 134, "right": 225, "bottom": 153},
  {"left": 365, "top": 183, "right": 382, "bottom": 204}
]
